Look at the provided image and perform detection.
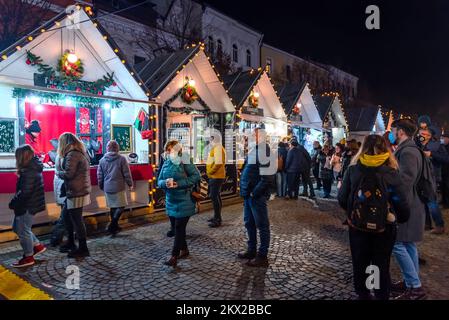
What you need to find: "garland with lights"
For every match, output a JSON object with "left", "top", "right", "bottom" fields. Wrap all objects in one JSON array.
[
  {"left": 163, "top": 87, "right": 211, "bottom": 115},
  {"left": 12, "top": 87, "right": 122, "bottom": 108},
  {"left": 26, "top": 50, "right": 117, "bottom": 95}
]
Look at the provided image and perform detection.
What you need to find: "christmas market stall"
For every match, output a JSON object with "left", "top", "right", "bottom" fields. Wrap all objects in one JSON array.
[
  {"left": 135, "top": 45, "right": 238, "bottom": 210},
  {"left": 345, "top": 101, "right": 386, "bottom": 143},
  {"left": 0, "top": 6, "right": 156, "bottom": 230},
  {"left": 223, "top": 68, "right": 287, "bottom": 164},
  {"left": 314, "top": 92, "right": 348, "bottom": 146},
  {"left": 277, "top": 82, "right": 322, "bottom": 153}
]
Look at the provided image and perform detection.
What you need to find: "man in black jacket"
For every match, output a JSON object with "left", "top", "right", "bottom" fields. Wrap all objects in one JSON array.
[
  {"left": 238, "top": 128, "right": 275, "bottom": 267},
  {"left": 285, "top": 139, "right": 313, "bottom": 199}
]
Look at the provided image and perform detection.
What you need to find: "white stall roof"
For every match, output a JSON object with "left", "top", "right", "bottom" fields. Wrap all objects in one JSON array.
[
  {"left": 0, "top": 7, "right": 147, "bottom": 101},
  {"left": 136, "top": 47, "right": 235, "bottom": 113}
]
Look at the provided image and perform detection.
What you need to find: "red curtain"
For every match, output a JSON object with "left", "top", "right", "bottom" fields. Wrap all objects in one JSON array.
[{"left": 25, "top": 102, "right": 76, "bottom": 154}]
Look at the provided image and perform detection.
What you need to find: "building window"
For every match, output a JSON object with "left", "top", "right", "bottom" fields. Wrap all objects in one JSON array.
[
  {"left": 134, "top": 55, "right": 146, "bottom": 65},
  {"left": 246, "top": 50, "right": 252, "bottom": 67},
  {"left": 232, "top": 44, "right": 238, "bottom": 63},
  {"left": 266, "top": 58, "right": 272, "bottom": 75},
  {"left": 286, "top": 65, "right": 292, "bottom": 82},
  {"left": 208, "top": 36, "right": 215, "bottom": 56},
  {"left": 217, "top": 39, "right": 223, "bottom": 55}
]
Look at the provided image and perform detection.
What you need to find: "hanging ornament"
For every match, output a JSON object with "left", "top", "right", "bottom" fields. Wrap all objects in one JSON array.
[
  {"left": 181, "top": 76, "right": 198, "bottom": 105},
  {"left": 248, "top": 91, "right": 259, "bottom": 108},
  {"left": 58, "top": 50, "right": 84, "bottom": 80}
]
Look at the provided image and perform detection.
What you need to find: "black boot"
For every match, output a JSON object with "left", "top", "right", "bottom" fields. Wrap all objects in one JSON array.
[
  {"left": 59, "top": 232, "right": 76, "bottom": 253},
  {"left": 68, "top": 239, "right": 90, "bottom": 258},
  {"left": 110, "top": 208, "right": 124, "bottom": 235}
]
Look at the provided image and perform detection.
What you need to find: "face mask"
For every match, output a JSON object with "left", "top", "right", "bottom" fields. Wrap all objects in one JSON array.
[
  {"left": 169, "top": 152, "right": 181, "bottom": 165},
  {"left": 388, "top": 131, "right": 397, "bottom": 145}
]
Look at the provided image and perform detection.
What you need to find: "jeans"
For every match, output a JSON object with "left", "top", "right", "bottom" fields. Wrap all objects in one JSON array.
[
  {"left": 209, "top": 179, "right": 224, "bottom": 222},
  {"left": 243, "top": 196, "right": 270, "bottom": 257},
  {"left": 276, "top": 172, "right": 287, "bottom": 197},
  {"left": 393, "top": 242, "right": 422, "bottom": 288},
  {"left": 171, "top": 216, "right": 190, "bottom": 257},
  {"left": 426, "top": 201, "right": 445, "bottom": 228},
  {"left": 286, "top": 172, "right": 301, "bottom": 198},
  {"left": 322, "top": 178, "right": 333, "bottom": 197},
  {"left": 300, "top": 170, "right": 315, "bottom": 196},
  {"left": 349, "top": 225, "right": 396, "bottom": 300},
  {"left": 12, "top": 212, "right": 40, "bottom": 257}
]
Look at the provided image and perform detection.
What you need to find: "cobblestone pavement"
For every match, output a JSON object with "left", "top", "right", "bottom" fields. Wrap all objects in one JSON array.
[{"left": 0, "top": 196, "right": 448, "bottom": 300}]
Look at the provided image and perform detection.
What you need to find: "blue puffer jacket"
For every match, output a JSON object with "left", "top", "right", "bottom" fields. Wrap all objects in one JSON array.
[
  {"left": 240, "top": 143, "right": 276, "bottom": 199},
  {"left": 157, "top": 159, "right": 201, "bottom": 218}
]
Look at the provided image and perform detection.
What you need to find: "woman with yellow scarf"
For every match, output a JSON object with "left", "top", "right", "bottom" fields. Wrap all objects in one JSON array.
[{"left": 338, "top": 134, "right": 410, "bottom": 300}]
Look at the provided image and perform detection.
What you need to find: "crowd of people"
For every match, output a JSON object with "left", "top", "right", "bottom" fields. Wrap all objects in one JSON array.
[{"left": 7, "top": 115, "right": 448, "bottom": 301}]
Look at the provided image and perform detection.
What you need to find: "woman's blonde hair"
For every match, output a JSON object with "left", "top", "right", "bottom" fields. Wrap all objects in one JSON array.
[
  {"left": 351, "top": 134, "right": 398, "bottom": 169},
  {"left": 15, "top": 144, "right": 35, "bottom": 173},
  {"left": 57, "top": 132, "right": 86, "bottom": 157}
]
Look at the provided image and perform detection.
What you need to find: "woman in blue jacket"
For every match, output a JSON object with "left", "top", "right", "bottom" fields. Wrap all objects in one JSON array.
[{"left": 157, "top": 140, "right": 201, "bottom": 267}]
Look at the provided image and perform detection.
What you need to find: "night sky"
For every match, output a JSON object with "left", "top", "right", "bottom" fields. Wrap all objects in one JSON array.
[{"left": 205, "top": 0, "right": 449, "bottom": 125}]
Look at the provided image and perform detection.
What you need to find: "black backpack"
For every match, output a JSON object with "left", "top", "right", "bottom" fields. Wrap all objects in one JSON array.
[{"left": 349, "top": 166, "right": 389, "bottom": 233}]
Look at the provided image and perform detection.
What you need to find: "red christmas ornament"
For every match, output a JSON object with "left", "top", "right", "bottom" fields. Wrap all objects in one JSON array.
[
  {"left": 98, "top": 92, "right": 102, "bottom": 96},
  {"left": 26, "top": 59, "right": 31, "bottom": 65},
  {"left": 112, "top": 82, "right": 117, "bottom": 87}
]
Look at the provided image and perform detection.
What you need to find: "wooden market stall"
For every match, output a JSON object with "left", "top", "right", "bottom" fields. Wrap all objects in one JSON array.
[
  {"left": 0, "top": 6, "right": 157, "bottom": 230},
  {"left": 135, "top": 45, "right": 239, "bottom": 210},
  {"left": 345, "top": 101, "right": 386, "bottom": 142},
  {"left": 314, "top": 93, "right": 348, "bottom": 146}
]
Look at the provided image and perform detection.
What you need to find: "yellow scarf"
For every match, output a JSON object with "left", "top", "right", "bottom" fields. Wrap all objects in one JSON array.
[{"left": 359, "top": 153, "right": 390, "bottom": 167}]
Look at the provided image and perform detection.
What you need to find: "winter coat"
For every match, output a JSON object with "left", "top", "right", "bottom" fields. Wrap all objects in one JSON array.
[
  {"left": 98, "top": 152, "right": 133, "bottom": 193},
  {"left": 157, "top": 158, "right": 201, "bottom": 218},
  {"left": 206, "top": 144, "right": 226, "bottom": 179},
  {"left": 277, "top": 144, "right": 288, "bottom": 172},
  {"left": 240, "top": 143, "right": 276, "bottom": 199},
  {"left": 338, "top": 161, "right": 410, "bottom": 224},
  {"left": 58, "top": 147, "right": 91, "bottom": 199},
  {"left": 318, "top": 151, "right": 334, "bottom": 180},
  {"left": 341, "top": 150, "right": 354, "bottom": 180},
  {"left": 53, "top": 155, "right": 66, "bottom": 205},
  {"left": 285, "top": 145, "right": 312, "bottom": 173},
  {"left": 9, "top": 157, "right": 46, "bottom": 216},
  {"left": 311, "top": 146, "right": 322, "bottom": 170},
  {"left": 394, "top": 139, "right": 426, "bottom": 242},
  {"left": 422, "top": 140, "right": 449, "bottom": 183}
]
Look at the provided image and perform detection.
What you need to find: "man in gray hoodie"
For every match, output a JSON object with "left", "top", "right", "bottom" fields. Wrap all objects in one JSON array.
[{"left": 98, "top": 140, "right": 133, "bottom": 235}]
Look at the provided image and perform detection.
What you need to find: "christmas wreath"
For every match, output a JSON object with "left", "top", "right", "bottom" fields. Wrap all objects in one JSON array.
[
  {"left": 57, "top": 50, "right": 84, "bottom": 80},
  {"left": 181, "top": 77, "right": 198, "bottom": 105},
  {"left": 248, "top": 92, "right": 259, "bottom": 108}
]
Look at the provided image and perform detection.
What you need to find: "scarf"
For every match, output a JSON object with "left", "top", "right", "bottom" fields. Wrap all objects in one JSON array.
[{"left": 359, "top": 153, "right": 389, "bottom": 167}]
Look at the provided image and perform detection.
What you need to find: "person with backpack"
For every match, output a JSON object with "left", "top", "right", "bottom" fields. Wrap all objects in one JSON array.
[
  {"left": 276, "top": 141, "right": 288, "bottom": 197},
  {"left": 338, "top": 135, "right": 410, "bottom": 300},
  {"left": 416, "top": 127, "right": 448, "bottom": 234},
  {"left": 157, "top": 140, "right": 201, "bottom": 268},
  {"left": 57, "top": 132, "right": 92, "bottom": 258},
  {"left": 98, "top": 140, "right": 134, "bottom": 235},
  {"left": 238, "top": 128, "right": 275, "bottom": 267},
  {"left": 390, "top": 119, "right": 427, "bottom": 300},
  {"left": 9, "top": 145, "right": 47, "bottom": 268}
]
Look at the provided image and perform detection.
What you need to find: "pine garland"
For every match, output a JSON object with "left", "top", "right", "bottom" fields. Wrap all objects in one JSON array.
[{"left": 26, "top": 50, "right": 117, "bottom": 95}]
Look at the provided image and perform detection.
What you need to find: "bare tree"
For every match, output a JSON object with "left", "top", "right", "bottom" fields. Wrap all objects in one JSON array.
[
  {"left": 152, "top": 0, "right": 202, "bottom": 53},
  {"left": 0, "top": 0, "right": 52, "bottom": 50}
]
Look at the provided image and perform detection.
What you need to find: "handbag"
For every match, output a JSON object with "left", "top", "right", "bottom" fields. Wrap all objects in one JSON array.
[{"left": 181, "top": 163, "right": 204, "bottom": 212}]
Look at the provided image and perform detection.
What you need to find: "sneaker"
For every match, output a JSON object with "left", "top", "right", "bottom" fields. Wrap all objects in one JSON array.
[
  {"left": 164, "top": 256, "right": 177, "bottom": 267},
  {"left": 12, "top": 256, "right": 35, "bottom": 268},
  {"left": 67, "top": 248, "right": 90, "bottom": 258},
  {"left": 166, "top": 230, "right": 175, "bottom": 238},
  {"left": 178, "top": 249, "right": 190, "bottom": 259},
  {"left": 33, "top": 244, "right": 46, "bottom": 257},
  {"left": 390, "top": 280, "right": 406, "bottom": 293},
  {"left": 59, "top": 242, "right": 77, "bottom": 253},
  {"left": 207, "top": 217, "right": 215, "bottom": 223},
  {"left": 237, "top": 251, "right": 257, "bottom": 260},
  {"left": 394, "top": 287, "right": 427, "bottom": 300},
  {"left": 246, "top": 255, "right": 269, "bottom": 268},
  {"left": 430, "top": 226, "right": 445, "bottom": 235}
]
